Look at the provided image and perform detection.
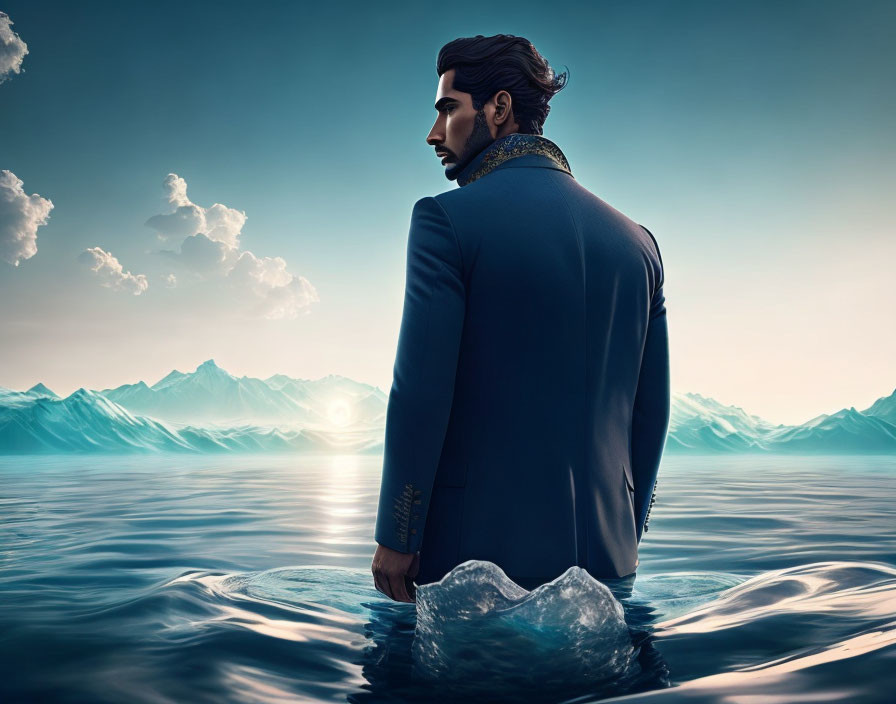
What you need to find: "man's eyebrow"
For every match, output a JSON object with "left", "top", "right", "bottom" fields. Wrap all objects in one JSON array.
[{"left": 434, "top": 97, "right": 460, "bottom": 111}]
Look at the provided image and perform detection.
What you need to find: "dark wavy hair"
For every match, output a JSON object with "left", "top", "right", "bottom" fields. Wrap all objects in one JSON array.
[{"left": 436, "top": 34, "right": 568, "bottom": 136}]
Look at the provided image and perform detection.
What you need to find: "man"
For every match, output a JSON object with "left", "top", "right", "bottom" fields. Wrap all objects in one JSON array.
[{"left": 371, "top": 34, "right": 670, "bottom": 603}]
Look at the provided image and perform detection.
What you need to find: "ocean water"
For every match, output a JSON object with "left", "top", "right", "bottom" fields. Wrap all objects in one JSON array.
[{"left": 1, "top": 453, "right": 894, "bottom": 703}]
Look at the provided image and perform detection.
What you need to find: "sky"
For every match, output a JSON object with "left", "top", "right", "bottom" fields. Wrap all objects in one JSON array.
[{"left": 0, "top": 0, "right": 893, "bottom": 426}]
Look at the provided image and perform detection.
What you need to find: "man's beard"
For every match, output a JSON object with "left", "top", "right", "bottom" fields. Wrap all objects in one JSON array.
[{"left": 445, "top": 108, "right": 494, "bottom": 181}]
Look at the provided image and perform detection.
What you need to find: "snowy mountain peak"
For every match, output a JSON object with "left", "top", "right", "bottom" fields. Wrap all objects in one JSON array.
[
  {"left": 862, "top": 386, "right": 896, "bottom": 425},
  {"left": 27, "top": 383, "right": 58, "bottom": 398},
  {"left": 194, "top": 359, "right": 234, "bottom": 381},
  {"left": 151, "top": 369, "right": 186, "bottom": 391}
]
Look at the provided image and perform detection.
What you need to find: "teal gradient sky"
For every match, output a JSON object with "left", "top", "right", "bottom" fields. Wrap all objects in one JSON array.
[{"left": 0, "top": 0, "right": 893, "bottom": 426}]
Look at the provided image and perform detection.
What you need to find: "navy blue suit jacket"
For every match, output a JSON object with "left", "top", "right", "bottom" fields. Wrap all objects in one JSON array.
[{"left": 374, "top": 137, "right": 670, "bottom": 586}]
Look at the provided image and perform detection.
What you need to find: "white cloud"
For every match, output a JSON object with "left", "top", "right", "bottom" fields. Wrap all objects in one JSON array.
[
  {"left": 204, "top": 203, "right": 247, "bottom": 249},
  {"left": 145, "top": 202, "right": 205, "bottom": 239},
  {"left": 163, "top": 273, "right": 177, "bottom": 288},
  {"left": 0, "top": 169, "right": 53, "bottom": 266},
  {"left": 228, "top": 251, "right": 320, "bottom": 319},
  {"left": 78, "top": 246, "right": 149, "bottom": 295},
  {"left": 146, "top": 173, "right": 245, "bottom": 248},
  {"left": 163, "top": 173, "right": 190, "bottom": 207},
  {"left": 170, "top": 232, "right": 237, "bottom": 273},
  {"left": 0, "top": 12, "right": 27, "bottom": 84},
  {"left": 148, "top": 173, "right": 318, "bottom": 319}
]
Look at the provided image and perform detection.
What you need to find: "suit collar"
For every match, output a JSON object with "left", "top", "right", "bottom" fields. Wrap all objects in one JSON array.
[{"left": 455, "top": 132, "right": 573, "bottom": 187}]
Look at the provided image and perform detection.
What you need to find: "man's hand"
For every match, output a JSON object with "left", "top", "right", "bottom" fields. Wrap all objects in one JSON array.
[{"left": 372, "top": 543, "right": 420, "bottom": 603}]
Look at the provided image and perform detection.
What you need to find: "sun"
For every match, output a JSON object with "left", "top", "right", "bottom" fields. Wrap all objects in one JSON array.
[{"left": 327, "top": 399, "right": 353, "bottom": 427}]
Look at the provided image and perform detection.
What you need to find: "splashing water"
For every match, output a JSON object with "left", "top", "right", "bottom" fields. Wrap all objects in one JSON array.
[{"left": 412, "top": 561, "right": 637, "bottom": 694}]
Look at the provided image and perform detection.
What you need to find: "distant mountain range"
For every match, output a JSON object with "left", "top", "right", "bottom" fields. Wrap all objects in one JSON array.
[
  {"left": 0, "top": 360, "right": 386, "bottom": 454},
  {"left": 1, "top": 359, "right": 894, "bottom": 454},
  {"left": 668, "top": 391, "right": 896, "bottom": 453},
  {"left": 98, "top": 358, "right": 387, "bottom": 427}
]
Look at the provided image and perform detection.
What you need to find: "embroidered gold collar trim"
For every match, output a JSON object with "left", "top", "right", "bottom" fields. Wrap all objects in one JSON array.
[{"left": 456, "top": 133, "right": 572, "bottom": 187}]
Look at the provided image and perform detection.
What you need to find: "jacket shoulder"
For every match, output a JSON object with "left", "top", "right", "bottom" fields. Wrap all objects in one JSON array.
[{"left": 431, "top": 184, "right": 475, "bottom": 212}]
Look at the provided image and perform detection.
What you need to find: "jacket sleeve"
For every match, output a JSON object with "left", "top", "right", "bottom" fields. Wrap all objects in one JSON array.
[
  {"left": 374, "top": 196, "right": 466, "bottom": 554},
  {"left": 631, "top": 225, "right": 671, "bottom": 543}
]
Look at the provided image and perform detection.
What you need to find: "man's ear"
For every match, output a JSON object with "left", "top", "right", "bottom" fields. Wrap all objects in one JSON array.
[{"left": 492, "top": 90, "right": 513, "bottom": 127}]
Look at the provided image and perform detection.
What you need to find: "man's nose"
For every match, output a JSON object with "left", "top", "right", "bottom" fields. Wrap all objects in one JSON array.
[{"left": 426, "top": 120, "right": 444, "bottom": 146}]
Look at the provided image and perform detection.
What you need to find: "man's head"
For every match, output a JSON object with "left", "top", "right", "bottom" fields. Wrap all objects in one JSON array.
[{"left": 427, "top": 34, "right": 568, "bottom": 181}]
